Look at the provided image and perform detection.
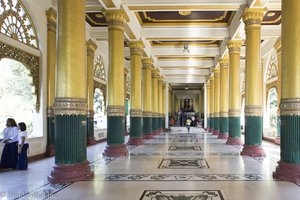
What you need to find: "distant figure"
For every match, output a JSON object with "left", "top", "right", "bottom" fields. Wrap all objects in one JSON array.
[
  {"left": 17, "top": 122, "right": 29, "bottom": 170},
  {"left": 186, "top": 118, "right": 192, "bottom": 133},
  {"left": 0, "top": 118, "right": 19, "bottom": 169}
]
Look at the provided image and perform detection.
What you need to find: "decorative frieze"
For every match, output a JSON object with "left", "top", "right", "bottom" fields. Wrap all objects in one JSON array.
[
  {"left": 130, "top": 109, "right": 143, "bottom": 117},
  {"left": 107, "top": 105, "right": 125, "bottom": 117},
  {"left": 245, "top": 105, "right": 263, "bottom": 116},
  {"left": 54, "top": 98, "right": 87, "bottom": 116},
  {"left": 280, "top": 98, "right": 300, "bottom": 116}
]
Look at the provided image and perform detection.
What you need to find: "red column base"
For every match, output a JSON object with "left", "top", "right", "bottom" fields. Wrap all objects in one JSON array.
[
  {"left": 208, "top": 128, "right": 214, "bottom": 133},
  {"left": 103, "top": 144, "right": 129, "bottom": 157},
  {"left": 152, "top": 130, "right": 160, "bottom": 135},
  {"left": 226, "top": 137, "right": 243, "bottom": 145},
  {"left": 273, "top": 161, "right": 300, "bottom": 184},
  {"left": 124, "top": 131, "right": 129, "bottom": 136},
  {"left": 48, "top": 161, "right": 93, "bottom": 184},
  {"left": 127, "top": 137, "right": 145, "bottom": 145},
  {"left": 241, "top": 145, "right": 266, "bottom": 157},
  {"left": 87, "top": 137, "right": 96, "bottom": 146},
  {"left": 144, "top": 134, "right": 155, "bottom": 139},
  {"left": 45, "top": 145, "right": 55, "bottom": 157},
  {"left": 212, "top": 130, "right": 220, "bottom": 135},
  {"left": 217, "top": 133, "right": 229, "bottom": 139}
]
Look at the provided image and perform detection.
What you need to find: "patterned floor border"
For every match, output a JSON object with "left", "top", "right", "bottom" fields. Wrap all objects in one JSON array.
[
  {"left": 129, "top": 152, "right": 240, "bottom": 156},
  {"left": 139, "top": 190, "right": 224, "bottom": 200},
  {"left": 92, "top": 173, "right": 271, "bottom": 181}
]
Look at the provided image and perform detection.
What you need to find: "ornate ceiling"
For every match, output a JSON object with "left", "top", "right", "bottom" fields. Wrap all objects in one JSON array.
[{"left": 82, "top": 0, "right": 281, "bottom": 91}]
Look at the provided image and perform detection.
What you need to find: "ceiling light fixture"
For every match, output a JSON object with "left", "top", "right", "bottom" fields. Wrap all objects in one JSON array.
[{"left": 179, "top": 11, "right": 192, "bottom": 16}]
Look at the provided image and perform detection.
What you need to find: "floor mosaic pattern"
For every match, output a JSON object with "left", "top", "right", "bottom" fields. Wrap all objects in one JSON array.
[{"left": 158, "top": 158, "right": 210, "bottom": 169}]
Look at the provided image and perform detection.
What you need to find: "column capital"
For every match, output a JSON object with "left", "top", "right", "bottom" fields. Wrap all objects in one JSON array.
[
  {"left": 142, "top": 57, "right": 153, "bottom": 69},
  {"left": 46, "top": 8, "right": 57, "bottom": 32},
  {"left": 209, "top": 75, "right": 215, "bottom": 82},
  {"left": 129, "top": 40, "right": 144, "bottom": 56},
  {"left": 219, "top": 57, "right": 229, "bottom": 69},
  {"left": 158, "top": 76, "right": 165, "bottom": 85},
  {"left": 243, "top": 8, "right": 267, "bottom": 31},
  {"left": 213, "top": 68, "right": 220, "bottom": 77},
  {"left": 206, "top": 80, "right": 211, "bottom": 87},
  {"left": 227, "top": 40, "right": 243, "bottom": 54},
  {"left": 152, "top": 68, "right": 160, "bottom": 78},
  {"left": 86, "top": 39, "right": 97, "bottom": 57},
  {"left": 104, "top": 9, "right": 129, "bottom": 31}
]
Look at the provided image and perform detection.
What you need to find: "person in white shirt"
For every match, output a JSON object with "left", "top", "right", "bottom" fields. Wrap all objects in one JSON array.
[
  {"left": 16, "top": 122, "right": 29, "bottom": 170},
  {"left": 0, "top": 118, "right": 19, "bottom": 169}
]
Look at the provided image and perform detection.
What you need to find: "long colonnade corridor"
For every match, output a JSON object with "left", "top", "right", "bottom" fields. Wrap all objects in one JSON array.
[{"left": 1, "top": 127, "right": 300, "bottom": 200}]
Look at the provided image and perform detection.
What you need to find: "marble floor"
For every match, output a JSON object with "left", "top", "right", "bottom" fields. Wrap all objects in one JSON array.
[{"left": 0, "top": 127, "right": 300, "bottom": 200}]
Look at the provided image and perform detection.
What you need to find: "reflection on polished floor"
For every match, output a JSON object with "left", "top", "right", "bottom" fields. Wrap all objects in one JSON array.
[{"left": 1, "top": 127, "right": 300, "bottom": 200}]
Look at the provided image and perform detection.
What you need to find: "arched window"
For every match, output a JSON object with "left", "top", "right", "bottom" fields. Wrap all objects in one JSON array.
[
  {"left": 0, "top": 58, "right": 35, "bottom": 136},
  {"left": 0, "top": 0, "right": 39, "bottom": 48},
  {"left": 94, "top": 55, "right": 106, "bottom": 81},
  {"left": 266, "top": 87, "right": 278, "bottom": 138},
  {"left": 94, "top": 88, "right": 105, "bottom": 129}
]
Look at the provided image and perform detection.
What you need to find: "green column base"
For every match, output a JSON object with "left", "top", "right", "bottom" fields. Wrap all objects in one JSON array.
[
  {"left": 143, "top": 117, "right": 152, "bottom": 138},
  {"left": 87, "top": 116, "right": 96, "bottom": 145},
  {"left": 206, "top": 118, "right": 210, "bottom": 131},
  {"left": 244, "top": 116, "right": 263, "bottom": 146},
  {"left": 213, "top": 117, "right": 220, "bottom": 135},
  {"left": 107, "top": 116, "right": 125, "bottom": 146},
  {"left": 218, "top": 117, "right": 228, "bottom": 139},
  {"left": 152, "top": 117, "right": 158, "bottom": 134},
  {"left": 210, "top": 117, "right": 214, "bottom": 132},
  {"left": 46, "top": 116, "right": 55, "bottom": 156},
  {"left": 128, "top": 117, "right": 144, "bottom": 145},
  {"left": 55, "top": 115, "right": 87, "bottom": 164},
  {"left": 280, "top": 115, "right": 300, "bottom": 163},
  {"left": 229, "top": 117, "right": 241, "bottom": 138}
]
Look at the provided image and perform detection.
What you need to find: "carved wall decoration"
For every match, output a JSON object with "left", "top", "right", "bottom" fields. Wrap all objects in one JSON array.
[
  {"left": 266, "top": 55, "right": 278, "bottom": 81},
  {"left": 94, "top": 55, "right": 106, "bottom": 81},
  {"left": 0, "top": 42, "right": 40, "bottom": 112},
  {"left": 0, "top": 0, "right": 39, "bottom": 48}
]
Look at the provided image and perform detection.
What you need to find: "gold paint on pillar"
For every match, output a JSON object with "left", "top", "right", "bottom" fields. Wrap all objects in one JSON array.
[
  {"left": 214, "top": 68, "right": 220, "bottom": 117},
  {"left": 168, "top": 88, "right": 172, "bottom": 115},
  {"left": 86, "top": 40, "right": 97, "bottom": 117},
  {"left": 162, "top": 82, "right": 166, "bottom": 116},
  {"left": 46, "top": 8, "right": 57, "bottom": 115},
  {"left": 282, "top": 0, "right": 300, "bottom": 99},
  {"left": 56, "top": 0, "right": 86, "bottom": 99},
  {"left": 129, "top": 41, "right": 144, "bottom": 116},
  {"left": 158, "top": 76, "right": 164, "bottom": 115},
  {"left": 152, "top": 69, "right": 160, "bottom": 116},
  {"left": 175, "top": 96, "right": 179, "bottom": 113},
  {"left": 105, "top": 10, "right": 129, "bottom": 113},
  {"left": 142, "top": 58, "right": 153, "bottom": 117},
  {"left": 219, "top": 58, "right": 229, "bottom": 117},
  {"left": 210, "top": 76, "right": 215, "bottom": 118},
  {"left": 243, "top": 8, "right": 266, "bottom": 115},
  {"left": 227, "top": 40, "right": 242, "bottom": 117},
  {"left": 206, "top": 80, "right": 211, "bottom": 117}
]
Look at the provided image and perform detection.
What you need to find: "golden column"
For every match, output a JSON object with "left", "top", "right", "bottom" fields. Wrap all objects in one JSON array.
[
  {"left": 206, "top": 80, "right": 211, "bottom": 131},
  {"left": 124, "top": 68, "right": 129, "bottom": 135},
  {"left": 213, "top": 68, "right": 220, "bottom": 135},
  {"left": 152, "top": 69, "right": 160, "bottom": 134},
  {"left": 209, "top": 76, "right": 215, "bottom": 133},
  {"left": 86, "top": 39, "right": 97, "bottom": 146},
  {"left": 218, "top": 57, "right": 229, "bottom": 139},
  {"left": 103, "top": 10, "right": 129, "bottom": 157},
  {"left": 274, "top": 38, "right": 281, "bottom": 144},
  {"left": 274, "top": 0, "right": 300, "bottom": 184},
  {"left": 142, "top": 58, "right": 153, "bottom": 139},
  {"left": 162, "top": 81, "right": 166, "bottom": 130},
  {"left": 48, "top": 0, "right": 92, "bottom": 184},
  {"left": 241, "top": 8, "right": 266, "bottom": 157},
  {"left": 169, "top": 87, "right": 172, "bottom": 116},
  {"left": 46, "top": 8, "right": 57, "bottom": 157},
  {"left": 226, "top": 40, "right": 243, "bottom": 145},
  {"left": 127, "top": 41, "right": 145, "bottom": 145},
  {"left": 158, "top": 77, "right": 163, "bottom": 132}
]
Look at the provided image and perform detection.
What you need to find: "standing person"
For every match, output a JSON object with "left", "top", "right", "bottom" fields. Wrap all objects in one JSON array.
[
  {"left": 186, "top": 117, "right": 192, "bottom": 133},
  {"left": 0, "top": 118, "right": 19, "bottom": 169},
  {"left": 17, "top": 122, "right": 29, "bottom": 170}
]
